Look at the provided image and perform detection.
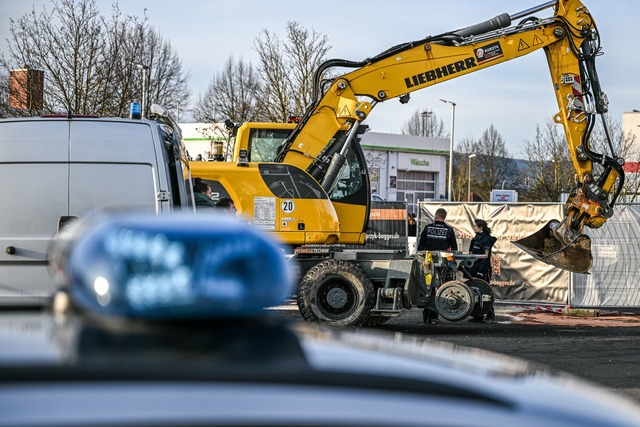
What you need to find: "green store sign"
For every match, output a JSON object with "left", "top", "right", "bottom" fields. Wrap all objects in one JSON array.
[{"left": 410, "top": 158, "right": 430, "bottom": 167}]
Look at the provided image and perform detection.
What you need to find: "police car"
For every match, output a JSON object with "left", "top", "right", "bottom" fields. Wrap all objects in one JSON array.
[{"left": 0, "top": 212, "right": 638, "bottom": 426}]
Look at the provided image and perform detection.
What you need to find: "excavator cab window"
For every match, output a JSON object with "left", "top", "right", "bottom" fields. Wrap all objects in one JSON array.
[
  {"left": 327, "top": 146, "right": 368, "bottom": 205},
  {"left": 258, "top": 164, "right": 328, "bottom": 199},
  {"left": 248, "top": 128, "right": 292, "bottom": 162}
]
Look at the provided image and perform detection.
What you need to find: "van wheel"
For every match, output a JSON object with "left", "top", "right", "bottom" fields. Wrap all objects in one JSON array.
[{"left": 297, "top": 259, "right": 374, "bottom": 327}]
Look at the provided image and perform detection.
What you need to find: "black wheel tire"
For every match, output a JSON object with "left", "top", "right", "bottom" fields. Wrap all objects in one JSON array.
[
  {"left": 297, "top": 259, "right": 374, "bottom": 327},
  {"left": 435, "top": 281, "right": 475, "bottom": 321},
  {"left": 467, "top": 278, "right": 495, "bottom": 319}
]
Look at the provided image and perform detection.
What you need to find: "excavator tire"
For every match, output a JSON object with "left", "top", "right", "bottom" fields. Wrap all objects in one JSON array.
[{"left": 297, "top": 259, "right": 374, "bottom": 327}]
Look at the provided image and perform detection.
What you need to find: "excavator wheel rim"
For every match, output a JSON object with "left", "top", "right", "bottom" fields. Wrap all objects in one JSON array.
[{"left": 435, "top": 281, "right": 475, "bottom": 321}]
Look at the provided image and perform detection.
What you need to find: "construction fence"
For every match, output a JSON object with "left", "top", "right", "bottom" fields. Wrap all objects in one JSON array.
[{"left": 417, "top": 202, "right": 640, "bottom": 308}]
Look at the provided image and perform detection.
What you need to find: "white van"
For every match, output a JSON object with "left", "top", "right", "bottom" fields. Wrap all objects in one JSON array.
[{"left": 0, "top": 109, "right": 195, "bottom": 305}]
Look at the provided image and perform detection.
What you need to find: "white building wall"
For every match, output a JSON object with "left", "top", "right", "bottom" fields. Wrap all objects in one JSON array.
[
  {"left": 622, "top": 111, "right": 640, "bottom": 153},
  {"left": 360, "top": 131, "right": 449, "bottom": 203},
  {"left": 179, "top": 123, "right": 228, "bottom": 160},
  {"left": 396, "top": 151, "right": 447, "bottom": 196}
]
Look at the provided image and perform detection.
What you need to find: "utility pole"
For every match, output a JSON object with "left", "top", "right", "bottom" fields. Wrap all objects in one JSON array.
[
  {"left": 468, "top": 154, "right": 477, "bottom": 202},
  {"left": 421, "top": 110, "right": 432, "bottom": 137},
  {"left": 440, "top": 99, "right": 456, "bottom": 202}
]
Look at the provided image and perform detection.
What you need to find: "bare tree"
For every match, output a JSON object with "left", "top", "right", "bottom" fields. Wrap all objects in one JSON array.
[
  {"left": 0, "top": 52, "right": 15, "bottom": 117},
  {"left": 401, "top": 109, "right": 446, "bottom": 137},
  {"left": 254, "top": 21, "right": 331, "bottom": 121},
  {"left": 518, "top": 120, "right": 573, "bottom": 202},
  {"left": 457, "top": 126, "right": 513, "bottom": 201},
  {"left": 589, "top": 115, "right": 639, "bottom": 203},
  {"left": 2, "top": 0, "right": 190, "bottom": 117},
  {"left": 193, "top": 57, "right": 260, "bottom": 123},
  {"left": 141, "top": 27, "right": 190, "bottom": 117},
  {"left": 96, "top": 6, "right": 140, "bottom": 117},
  {"left": 3, "top": 0, "right": 104, "bottom": 115},
  {"left": 364, "top": 150, "right": 385, "bottom": 180},
  {"left": 517, "top": 117, "right": 636, "bottom": 203},
  {"left": 451, "top": 146, "right": 471, "bottom": 202},
  {"left": 452, "top": 137, "right": 479, "bottom": 201}
]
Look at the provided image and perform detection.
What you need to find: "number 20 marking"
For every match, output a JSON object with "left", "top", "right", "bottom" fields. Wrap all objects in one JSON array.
[{"left": 281, "top": 200, "right": 295, "bottom": 213}]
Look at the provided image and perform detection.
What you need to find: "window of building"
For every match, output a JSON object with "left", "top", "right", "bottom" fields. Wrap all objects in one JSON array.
[
  {"left": 369, "top": 167, "right": 379, "bottom": 185},
  {"left": 397, "top": 170, "right": 436, "bottom": 212}
]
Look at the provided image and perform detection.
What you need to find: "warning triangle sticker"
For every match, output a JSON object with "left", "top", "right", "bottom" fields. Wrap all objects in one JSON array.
[
  {"left": 518, "top": 39, "right": 531, "bottom": 51},
  {"left": 339, "top": 105, "right": 351, "bottom": 117},
  {"left": 533, "top": 35, "right": 544, "bottom": 46}
]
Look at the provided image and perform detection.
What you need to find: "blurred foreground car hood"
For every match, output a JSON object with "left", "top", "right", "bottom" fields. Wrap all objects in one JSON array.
[{"left": 0, "top": 311, "right": 639, "bottom": 427}]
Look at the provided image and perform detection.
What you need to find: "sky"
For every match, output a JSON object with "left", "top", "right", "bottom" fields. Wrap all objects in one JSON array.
[{"left": 1, "top": 0, "right": 639, "bottom": 156}]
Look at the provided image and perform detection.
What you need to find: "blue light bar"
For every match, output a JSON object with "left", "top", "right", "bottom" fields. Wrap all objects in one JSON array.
[
  {"left": 48, "top": 213, "right": 294, "bottom": 319},
  {"left": 129, "top": 102, "right": 142, "bottom": 119}
]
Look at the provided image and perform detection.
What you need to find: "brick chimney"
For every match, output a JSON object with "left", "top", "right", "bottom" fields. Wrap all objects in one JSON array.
[{"left": 9, "top": 67, "right": 44, "bottom": 112}]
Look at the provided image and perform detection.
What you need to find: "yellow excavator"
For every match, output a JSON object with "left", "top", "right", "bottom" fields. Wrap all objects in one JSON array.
[{"left": 191, "top": 0, "right": 624, "bottom": 277}]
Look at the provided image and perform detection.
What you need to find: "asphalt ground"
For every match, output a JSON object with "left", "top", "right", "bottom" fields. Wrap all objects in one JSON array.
[{"left": 273, "top": 303, "right": 640, "bottom": 405}]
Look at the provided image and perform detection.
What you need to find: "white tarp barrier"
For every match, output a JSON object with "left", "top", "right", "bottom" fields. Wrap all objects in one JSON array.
[
  {"left": 572, "top": 204, "right": 640, "bottom": 307},
  {"left": 419, "top": 202, "right": 640, "bottom": 307},
  {"left": 418, "top": 202, "right": 569, "bottom": 304}
]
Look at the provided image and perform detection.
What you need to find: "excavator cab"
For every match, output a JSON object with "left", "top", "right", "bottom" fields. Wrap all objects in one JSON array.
[{"left": 190, "top": 122, "right": 371, "bottom": 246}]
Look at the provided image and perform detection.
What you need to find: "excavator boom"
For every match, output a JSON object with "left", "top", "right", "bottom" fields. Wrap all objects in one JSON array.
[
  {"left": 272, "top": 0, "right": 623, "bottom": 272},
  {"left": 194, "top": 0, "right": 622, "bottom": 273}
]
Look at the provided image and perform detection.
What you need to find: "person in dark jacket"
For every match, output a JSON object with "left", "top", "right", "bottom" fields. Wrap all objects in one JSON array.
[
  {"left": 468, "top": 218, "right": 497, "bottom": 282},
  {"left": 215, "top": 197, "right": 237, "bottom": 215},
  {"left": 407, "top": 213, "right": 417, "bottom": 237},
  {"left": 193, "top": 178, "right": 216, "bottom": 210},
  {"left": 417, "top": 208, "right": 458, "bottom": 251},
  {"left": 417, "top": 208, "right": 458, "bottom": 324},
  {"left": 468, "top": 218, "right": 497, "bottom": 322}
]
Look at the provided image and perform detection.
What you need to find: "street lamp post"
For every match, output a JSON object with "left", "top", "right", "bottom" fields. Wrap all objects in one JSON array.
[
  {"left": 132, "top": 63, "right": 150, "bottom": 118},
  {"left": 421, "top": 110, "right": 432, "bottom": 137},
  {"left": 440, "top": 99, "right": 456, "bottom": 202},
  {"left": 468, "top": 154, "right": 477, "bottom": 202}
]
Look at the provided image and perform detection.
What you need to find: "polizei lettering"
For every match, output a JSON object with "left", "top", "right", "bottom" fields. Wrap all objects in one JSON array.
[{"left": 405, "top": 57, "right": 477, "bottom": 89}]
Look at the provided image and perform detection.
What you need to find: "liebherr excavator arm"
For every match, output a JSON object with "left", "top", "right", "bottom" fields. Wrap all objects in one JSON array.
[{"left": 274, "top": 0, "right": 624, "bottom": 273}]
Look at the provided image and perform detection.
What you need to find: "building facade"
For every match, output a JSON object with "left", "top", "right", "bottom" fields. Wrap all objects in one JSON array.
[
  {"left": 623, "top": 111, "right": 640, "bottom": 154},
  {"left": 180, "top": 123, "right": 229, "bottom": 161},
  {"left": 621, "top": 111, "right": 640, "bottom": 187},
  {"left": 359, "top": 131, "right": 449, "bottom": 213}
]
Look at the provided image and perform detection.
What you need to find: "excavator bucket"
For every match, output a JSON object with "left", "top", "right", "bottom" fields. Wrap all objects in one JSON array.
[{"left": 512, "top": 220, "right": 592, "bottom": 274}]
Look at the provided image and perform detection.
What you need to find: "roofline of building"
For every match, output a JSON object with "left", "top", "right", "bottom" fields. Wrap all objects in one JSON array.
[{"left": 361, "top": 144, "right": 448, "bottom": 155}]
